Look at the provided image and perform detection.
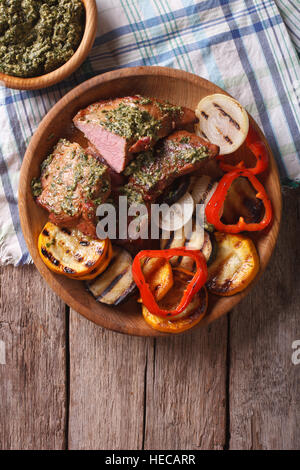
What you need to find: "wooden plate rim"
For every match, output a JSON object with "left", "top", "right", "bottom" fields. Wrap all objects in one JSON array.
[{"left": 19, "top": 66, "right": 282, "bottom": 336}]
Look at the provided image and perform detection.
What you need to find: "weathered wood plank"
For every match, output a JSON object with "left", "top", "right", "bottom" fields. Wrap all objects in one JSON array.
[
  {"left": 68, "top": 310, "right": 149, "bottom": 450},
  {"left": 3, "top": 190, "right": 296, "bottom": 450},
  {"left": 0, "top": 265, "right": 67, "bottom": 450},
  {"left": 143, "top": 318, "right": 228, "bottom": 450},
  {"left": 229, "top": 189, "right": 300, "bottom": 450}
]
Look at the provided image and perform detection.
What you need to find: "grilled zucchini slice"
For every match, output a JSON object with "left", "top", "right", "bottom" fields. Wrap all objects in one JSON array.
[
  {"left": 75, "top": 241, "right": 113, "bottom": 280},
  {"left": 38, "top": 222, "right": 108, "bottom": 277},
  {"left": 207, "top": 232, "right": 259, "bottom": 296},
  {"left": 142, "top": 286, "right": 208, "bottom": 333},
  {"left": 87, "top": 247, "right": 136, "bottom": 305}
]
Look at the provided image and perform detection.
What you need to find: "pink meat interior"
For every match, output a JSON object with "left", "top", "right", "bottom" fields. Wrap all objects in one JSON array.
[{"left": 75, "top": 121, "right": 129, "bottom": 173}]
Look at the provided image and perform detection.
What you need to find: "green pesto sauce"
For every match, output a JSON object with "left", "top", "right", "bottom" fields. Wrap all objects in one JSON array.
[
  {"left": 99, "top": 97, "right": 183, "bottom": 141},
  {"left": 119, "top": 184, "right": 144, "bottom": 206},
  {"left": 31, "top": 177, "right": 42, "bottom": 197},
  {"left": 137, "top": 97, "right": 152, "bottom": 105},
  {"left": 0, "top": 0, "right": 84, "bottom": 78},
  {"left": 31, "top": 139, "right": 109, "bottom": 218},
  {"left": 179, "top": 136, "right": 191, "bottom": 144},
  {"left": 100, "top": 102, "right": 162, "bottom": 141},
  {"left": 134, "top": 96, "right": 183, "bottom": 116},
  {"left": 124, "top": 150, "right": 157, "bottom": 180},
  {"left": 156, "top": 100, "right": 183, "bottom": 116},
  {"left": 124, "top": 142, "right": 209, "bottom": 192}
]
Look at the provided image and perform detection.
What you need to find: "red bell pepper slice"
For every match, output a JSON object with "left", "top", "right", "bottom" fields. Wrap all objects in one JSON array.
[
  {"left": 205, "top": 169, "right": 272, "bottom": 233},
  {"left": 132, "top": 248, "right": 207, "bottom": 317},
  {"left": 217, "top": 126, "right": 269, "bottom": 175}
]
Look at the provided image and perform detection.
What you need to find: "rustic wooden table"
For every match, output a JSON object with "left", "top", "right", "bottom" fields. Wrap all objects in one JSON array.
[{"left": 0, "top": 189, "right": 299, "bottom": 450}]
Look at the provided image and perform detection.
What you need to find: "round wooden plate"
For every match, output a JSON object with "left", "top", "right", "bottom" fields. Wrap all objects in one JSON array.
[{"left": 19, "top": 67, "right": 282, "bottom": 336}]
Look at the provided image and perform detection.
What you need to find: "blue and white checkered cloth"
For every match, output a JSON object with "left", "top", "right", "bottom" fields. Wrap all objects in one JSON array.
[{"left": 0, "top": 0, "right": 299, "bottom": 265}]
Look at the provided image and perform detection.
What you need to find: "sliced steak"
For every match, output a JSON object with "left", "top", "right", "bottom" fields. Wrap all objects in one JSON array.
[
  {"left": 124, "top": 130, "right": 219, "bottom": 201},
  {"left": 35, "top": 139, "right": 111, "bottom": 237},
  {"left": 73, "top": 95, "right": 197, "bottom": 173},
  {"left": 84, "top": 140, "right": 126, "bottom": 188}
]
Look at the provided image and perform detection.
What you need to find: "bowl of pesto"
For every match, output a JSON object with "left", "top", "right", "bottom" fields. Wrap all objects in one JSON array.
[{"left": 0, "top": 0, "right": 97, "bottom": 90}]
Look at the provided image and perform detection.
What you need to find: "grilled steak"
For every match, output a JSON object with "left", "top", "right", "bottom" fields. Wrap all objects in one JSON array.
[
  {"left": 84, "top": 140, "right": 126, "bottom": 188},
  {"left": 73, "top": 95, "right": 197, "bottom": 173},
  {"left": 35, "top": 139, "right": 111, "bottom": 237},
  {"left": 124, "top": 130, "right": 219, "bottom": 201}
]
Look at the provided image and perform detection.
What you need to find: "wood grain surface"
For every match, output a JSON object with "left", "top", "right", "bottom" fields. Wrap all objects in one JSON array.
[
  {"left": 228, "top": 189, "right": 300, "bottom": 450},
  {"left": 68, "top": 310, "right": 149, "bottom": 450},
  {"left": 0, "top": 266, "right": 67, "bottom": 450},
  {"left": 143, "top": 318, "right": 228, "bottom": 450},
  {"left": 0, "top": 190, "right": 299, "bottom": 449}
]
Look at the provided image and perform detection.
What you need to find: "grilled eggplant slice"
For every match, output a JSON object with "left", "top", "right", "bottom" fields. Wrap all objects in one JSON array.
[
  {"left": 207, "top": 232, "right": 259, "bottom": 296},
  {"left": 87, "top": 246, "right": 136, "bottom": 305},
  {"left": 202, "top": 231, "right": 218, "bottom": 266},
  {"left": 38, "top": 222, "right": 108, "bottom": 277}
]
